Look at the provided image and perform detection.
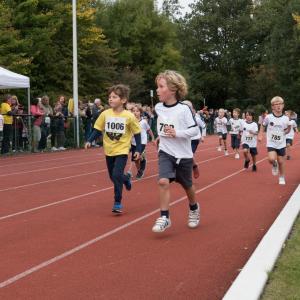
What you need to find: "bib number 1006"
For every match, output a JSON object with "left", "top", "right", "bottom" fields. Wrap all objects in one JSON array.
[{"left": 106, "top": 122, "right": 124, "bottom": 131}]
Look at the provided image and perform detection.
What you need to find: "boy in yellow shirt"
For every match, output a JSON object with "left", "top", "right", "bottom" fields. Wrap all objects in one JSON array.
[{"left": 85, "top": 84, "right": 141, "bottom": 213}]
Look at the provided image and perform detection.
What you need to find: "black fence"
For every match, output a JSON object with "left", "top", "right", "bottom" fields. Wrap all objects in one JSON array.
[{"left": 0, "top": 115, "right": 83, "bottom": 155}]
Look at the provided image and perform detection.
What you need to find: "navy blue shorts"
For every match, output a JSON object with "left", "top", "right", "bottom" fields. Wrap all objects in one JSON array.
[
  {"left": 267, "top": 147, "right": 286, "bottom": 157},
  {"left": 191, "top": 139, "right": 200, "bottom": 153},
  {"left": 242, "top": 144, "right": 258, "bottom": 155},
  {"left": 286, "top": 139, "right": 293, "bottom": 146},
  {"left": 217, "top": 132, "right": 227, "bottom": 140},
  {"left": 231, "top": 134, "right": 240, "bottom": 149}
]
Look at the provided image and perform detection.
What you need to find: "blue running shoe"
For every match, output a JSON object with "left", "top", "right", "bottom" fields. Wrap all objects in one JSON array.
[
  {"left": 124, "top": 174, "right": 132, "bottom": 191},
  {"left": 112, "top": 202, "right": 123, "bottom": 213}
]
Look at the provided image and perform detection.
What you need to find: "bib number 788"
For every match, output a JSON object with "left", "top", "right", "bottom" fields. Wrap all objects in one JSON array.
[{"left": 159, "top": 123, "right": 174, "bottom": 133}]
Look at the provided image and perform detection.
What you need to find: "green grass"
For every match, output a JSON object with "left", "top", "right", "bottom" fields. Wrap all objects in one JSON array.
[{"left": 261, "top": 214, "right": 300, "bottom": 300}]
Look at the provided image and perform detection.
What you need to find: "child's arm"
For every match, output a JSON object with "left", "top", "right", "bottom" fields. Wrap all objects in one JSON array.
[
  {"left": 85, "top": 128, "right": 102, "bottom": 149},
  {"left": 258, "top": 124, "right": 265, "bottom": 142},
  {"left": 147, "top": 128, "right": 155, "bottom": 142},
  {"left": 133, "top": 133, "right": 142, "bottom": 160}
]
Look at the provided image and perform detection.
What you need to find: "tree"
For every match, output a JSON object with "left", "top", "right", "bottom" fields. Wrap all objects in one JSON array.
[
  {"left": 96, "top": 0, "right": 182, "bottom": 103},
  {"left": 178, "top": 0, "right": 256, "bottom": 107}
]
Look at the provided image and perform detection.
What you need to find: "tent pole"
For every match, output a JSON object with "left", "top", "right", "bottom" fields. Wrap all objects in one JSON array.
[{"left": 27, "top": 88, "right": 32, "bottom": 152}]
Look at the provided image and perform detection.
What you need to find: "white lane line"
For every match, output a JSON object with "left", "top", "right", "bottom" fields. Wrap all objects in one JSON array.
[
  {"left": 0, "top": 153, "right": 230, "bottom": 220},
  {"left": 0, "top": 150, "right": 226, "bottom": 192},
  {"left": 0, "top": 147, "right": 215, "bottom": 184},
  {"left": 0, "top": 157, "right": 268, "bottom": 289},
  {"left": 0, "top": 151, "right": 102, "bottom": 167},
  {"left": 0, "top": 159, "right": 105, "bottom": 177},
  {"left": 0, "top": 170, "right": 103, "bottom": 193},
  {"left": 223, "top": 185, "right": 300, "bottom": 300}
]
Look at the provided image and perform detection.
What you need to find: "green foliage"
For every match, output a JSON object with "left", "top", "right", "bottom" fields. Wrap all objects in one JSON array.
[
  {"left": 96, "top": 0, "right": 182, "bottom": 103},
  {"left": 179, "top": 0, "right": 255, "bottom": 107}
]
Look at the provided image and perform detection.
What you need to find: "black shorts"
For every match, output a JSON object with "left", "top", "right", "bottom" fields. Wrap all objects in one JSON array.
[
  {"left": 130, "top": 144, "right": 146, "bottom": 161},
  {"left": 217, "top": 132, "right": 227, "bottom": 140},
  {"left": 158, "top": 150, "right": 193, "bottom": 189},
  {"left": 242, "top": 144, "right": 258, "bottom": 155},
  {"left": 286, "top": 139, "right": 293, "bottom": 146},
  {"left": 191, "top": 139, "right": 200, "bottom": 153},
  {"left": 231, "top": 134, "right": 240, "bottom": 149},
  {"left": 267, "top": 147, "right": 286, "bottom": 157}
]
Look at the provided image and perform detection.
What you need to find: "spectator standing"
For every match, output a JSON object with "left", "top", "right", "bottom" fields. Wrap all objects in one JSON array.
[
  {"left": 39, "top": 95, "right": 53, "bottom": 151},
  {"left": 30, "top": 98, "right": 45, "bottom": 152},
  {"left": 1, "top": 95, "right": 14, "bottom": 154}
]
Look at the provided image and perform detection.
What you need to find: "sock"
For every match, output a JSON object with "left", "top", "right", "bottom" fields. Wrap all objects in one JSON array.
[
  {"left": 189, "top": 203, "right": 198, "bottom": 211},
  {"left": 161, "top": 210, "right": 169, "bottom": 218}
]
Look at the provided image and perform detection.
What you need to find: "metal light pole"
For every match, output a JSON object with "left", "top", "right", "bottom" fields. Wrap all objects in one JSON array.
[{"left": 72, "top": 0, "right": 80, "bottom": 148}]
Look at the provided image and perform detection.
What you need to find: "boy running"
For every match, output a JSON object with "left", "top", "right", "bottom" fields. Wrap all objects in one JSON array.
[
  {"left": 152, "top": 70, "right": 200, "bottom": 233},
  {"left": 285, "top": 110, "right": 298, "bottom": 160},
  {"left": 229, "top": 108, "right": 243, "bottom": 159},
  {"left": 214, "top": 108, "right": 229, "bottom": 155},
  {"left": 85, "top": 84, "right": 141, "bottom": 213},
  {"left": 258, "top": 96, "right": 291, "bottom": 185},
  {"left": 241, "top": 110, "right": 258, "bottom": 171}
]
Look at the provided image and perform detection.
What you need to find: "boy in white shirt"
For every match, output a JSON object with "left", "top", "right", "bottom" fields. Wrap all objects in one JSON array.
[
  {"left": 285, "top": 110, "right": 298, "bottom": 160},
  {"left": 229, "top": 108, "right": 243, "bottom": 159},
  {"left": 152, "top": 70, "right": 200, "bottom": 233},
  {"left": 241, "top": 110, "right": 258, "bottom": 171},
  {"left": 258, "top": 96, "right": 291, "bottom": 185},
  {"left": 214, "top": 108, "right": 229, "bottom": 155}
]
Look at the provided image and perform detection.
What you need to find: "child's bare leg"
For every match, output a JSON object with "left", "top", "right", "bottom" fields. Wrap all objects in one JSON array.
[
  {"left": 277, "top": 155, "right": 285, "bottom": 177},
  {"left": 183, "top": 185, "right": 197, "bottom": 206},
  {"left": 158, "top": 178, "right": 170, "bottom": 210}
]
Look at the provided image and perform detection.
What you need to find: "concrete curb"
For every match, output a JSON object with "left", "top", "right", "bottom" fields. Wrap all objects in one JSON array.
[{"left": 223, "top": 184, "right": 300, "bottom": 300}]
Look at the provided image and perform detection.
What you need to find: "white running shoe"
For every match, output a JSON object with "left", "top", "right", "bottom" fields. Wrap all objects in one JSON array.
[
  {"left": 234, "top": 153, "right": 240, "bottom": 159},
  {"left": 272, "top": 160, "right": 279, "bottom": 176},
  {"left": 217, "top": 146, "right": 222, "bottom": 152},
  {"left": 58, "top": 147, "right": 66, "bottom": 151},
  {"left": 279, "top": 176, "right": 286, "bottom": 185},
  {"left": 224, "top": 150, "right": 229, "bottom": 156},
  {"left": 51, "top": 147, "right": 58, "bottom": 151},
  {"left": 152, "top": 216, "right": 171, "bottom": 233},
  {"left": 188, "top": 203, "right": 200, "bottom": 228}
]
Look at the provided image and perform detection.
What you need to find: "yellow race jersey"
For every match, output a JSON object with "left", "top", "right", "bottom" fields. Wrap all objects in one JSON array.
[
  {"left": 0, "top": 103, "right": 13, "bottom": 125},
  {"left": 94, "top": 108, "right": 141, "bottom": 156}
]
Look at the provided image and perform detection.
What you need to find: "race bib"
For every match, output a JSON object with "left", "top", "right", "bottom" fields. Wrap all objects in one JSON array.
[
  {"left": 268, "top": 130, "right": 284, "bottom": 144},
  {"left": 245, "top": 132, "right": 253, "bottom": 141},
  {"left": 105, "top": 117, "right": 126, "bottom": 134},
  {"left": 157, "top": 116, "right": 177, "bottom": 137}
]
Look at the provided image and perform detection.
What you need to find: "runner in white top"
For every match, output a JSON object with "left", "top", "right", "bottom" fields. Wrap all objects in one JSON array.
[
  {"left": 127, "top": 105, "right": 155, "bottom": 179},
  {"left": 285, "top": 110, "right": 299, "bottom": 160},
  {"left": 241, "top": 110, "right": 258, "bottom": 171},
  {"left": 258, "top": 96, "right": 291, "bottom": 185},
  {"left": 229, "top": 108, "right": 243, "bottom": 159},
  {"left": 182, "top": 100, "right": 203, "bottom": 179},
  {"left": 214, "top": 108, "right": 229, "bottom": 155},
  {"left": 152, "top": 70, "right": 200, "bottom": 233}
]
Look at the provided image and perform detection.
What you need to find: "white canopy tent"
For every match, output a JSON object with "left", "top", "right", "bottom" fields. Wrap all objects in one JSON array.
[{"left": 0, "top": 66, "right": 30, "bottom": 114}]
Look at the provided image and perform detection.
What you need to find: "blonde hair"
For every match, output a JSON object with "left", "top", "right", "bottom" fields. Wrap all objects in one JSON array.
[
  {"left": 271, "top": 96, "right": 284, "bottom": 105},
  {"left": 155, "top": 70, "right": 188, "bottom": 100},
  {"left": 233, "top": 108, "right": 240, "bottom": 115}
]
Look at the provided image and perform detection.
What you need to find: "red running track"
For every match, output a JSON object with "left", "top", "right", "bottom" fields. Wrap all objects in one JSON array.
[{"left": 0, "top": 136, "right": 299, "bottom": 299}]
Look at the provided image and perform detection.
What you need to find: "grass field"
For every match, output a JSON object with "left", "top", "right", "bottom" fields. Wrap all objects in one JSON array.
[{"left": 261, "top": 214, "right": 300, "bottom": 299}]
